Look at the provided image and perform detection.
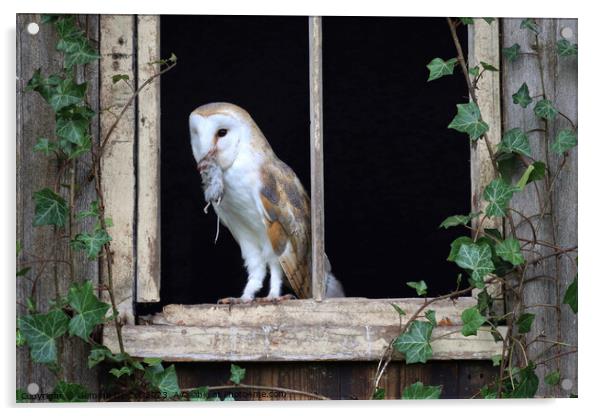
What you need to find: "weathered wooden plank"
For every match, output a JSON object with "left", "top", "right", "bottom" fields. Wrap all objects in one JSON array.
[
  {"left": 105, "top": 321, "right": 505, "bottom": 362},
  {"left": 309, "top": 16, "right": 326, "bottom": 300},
  {"left": 136, "top": 15, "right": 161, "bottom": 303},
  {"left": 17, "top": 14, "right": 101, "bottom": 397},
  {"left": 501, "top": 18, "right": 578, "bottom": 397},
  {"left": 99, "top": 15, "right": 136, "bottom": 324},
  {"left": 153, "top": 297, "right": 476, "bottom": 327}
]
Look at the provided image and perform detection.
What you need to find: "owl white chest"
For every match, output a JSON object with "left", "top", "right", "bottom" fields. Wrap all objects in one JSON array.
[{"left": 212, "top": 154, "right": 273, "bottom": 257}]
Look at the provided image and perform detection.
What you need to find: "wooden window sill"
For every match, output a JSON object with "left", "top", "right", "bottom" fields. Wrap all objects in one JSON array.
[{"left": 103, "top": 297, "right": 505, "bottom": 362}]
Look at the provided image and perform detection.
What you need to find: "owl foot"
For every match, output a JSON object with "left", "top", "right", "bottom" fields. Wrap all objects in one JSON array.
[
  {"left": 255, "top": 294, "right": 297, "bottom": 304},
  {"left": 217, "top": 297, "right": 253, "bottom": 305}
]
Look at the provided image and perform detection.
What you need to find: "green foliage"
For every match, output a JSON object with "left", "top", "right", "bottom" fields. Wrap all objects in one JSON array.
[
  {"left": 402, "top": 382, "right": 441, "bottom": 399},
  {"left": 534, "top": 99, "right": 558, "bottom": 121},
  {"left": 512, "top": 83, "right": 533, "bottom": 108},
  {"left": 34, "top": 138, "right": 58, "bottom": 156},
  {"left": 229, "top": 364, "right": 246, "bottom": 385},
  {"left": 483, "top": 179, "right": 517, "bottom": 217},
  {"left": 439, "top": 212, "right": 479, "bottom": 229},
  {"left": 88, "top": 345, "right": 113, "bottom": 368},
  {"left": 556, "top": 39, "right": 578, "bottom": 57},
  {"left": 18, "top": 309, "right": 69, "bottom": 363},
  {"left": 144, "top": 363, "right": 181, "bottom": 398},
  {"left": 112, "top": 74, "right": 130, "bottom": 84},
  {"left": 528, "top": 161, "right": 546, "bottom": 183},
  {"left": 544, "top": 370, "right": 561, "bottom": 386},
  {"left": 502, "top": 44, "right": 521, "bottom": 62},
  {"left": 407, "top": 280, "right": 428, "bottom": 296},
  {"left": 447, "top": 236, "right": 473, "bottom": 262},
  {"left": 459, "top": 18, "right": 474, "bottom": 25},
  {"left": 67, "top": 280, "right": 110, "bottom": 340},
  {"left": 425, "top": 310, "right": 437, "bottom": 327},
  {"left": 76, "top": 201, "right": 100, "bottom": 220},
  {"left": 391, "top": 303, "right": 406, "bottom": 316},
  {"left": 54, "top": 15, "right": 100, "bottom": 69},
  {"left": 491, "top": 354, "right": 502, "bottom": 367},
  {"left": 503, "top": 364, "right": 539, "bottom": 398},
  {"left": 517, "top": 313, "right": 535, "bottom": 334},
  {"left": 448, "top": 102, "right": 489, "bottom": 140},
  {"left": 563, "top": 276, "right": 578, "bottom": 313},
  {"left": 50, "top": 381, "right": 89, "bottom": 402},
  {"left": 16, "top": 388, "right": 30, "bottom": 403},
  {"left": 461, "top": 307, "right": 486, "bottom": 336},
  {"left": 480, "top": 61, "right": 498, "bottom": 72},
  {"left": 16, "top": 328, "right": 26, "bottom": 347},
  {"left": 70, "top": 229, "right": 112, "bottom": 259},
  {"left": 495, "top": 238, "right": 525, "bottom": 266},
  {"left": 498, "top": 128, "right": 532, "bottom": 157},
  {"left": 394, "top": 321, "right": 434, "bottom": 364},
  {"left": 477, "top": 288, "right": 493, "bottom": 315},
  {"left": 516, "top": 165, "right": 534, "bottom": 191},
  {"left": 33, "top": 188, "right": 69, "bottom": 227},
  {"left": 189, "top": 386, "right": 210, "bottom": 401},
  {"left": 426, "top": 57, "right": 457, "bottom": 81},
  {"left": 110, "top": 366, "right": 134, "bottom": 378},
  {"left": 372, "top": 387, "right": 385, "bottom": 400},
  {"left": 551, "top": 129, "right": 577, "bottom": 155},
  {"left": 520, "top": 18, "right": 539, "bottom": 33},
  {"left": 453, "top": 242, "right": 495, "bottom": 288}
]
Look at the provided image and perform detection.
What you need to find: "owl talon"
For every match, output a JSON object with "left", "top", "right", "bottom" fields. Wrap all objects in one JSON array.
[
  {"left": 217, "top": 297, "right": 253, "bottom": 305},
  {"left": 255, "top": 294, "right": 297, "bottom": 304}
]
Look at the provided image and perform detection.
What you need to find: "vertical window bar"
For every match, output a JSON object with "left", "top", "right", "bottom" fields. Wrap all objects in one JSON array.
[{"left": 309, "top": 16, "right": 325, "bottom": 301}]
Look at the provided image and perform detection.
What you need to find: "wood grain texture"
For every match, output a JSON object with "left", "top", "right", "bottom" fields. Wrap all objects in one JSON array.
[
  {"left": 309, "top": 16, "right": 325, "bottom": 300},
  {"left": 136, "top": 15, "right": 161, "bottom": 303},
  {"left": 16, "top": 14, "right": 100, "bottom": 397},
  {"left": 105, "top": 298, "right": 505, "bottom": 362},
  {"left": 99, "top": 15, "right": 136, "bottom": 324},
  {"left": 174, "top": 360, "right": 498, "bottom": 400},
  {"left": 501, "top": 18, "right": 578, "bottom": 397}
]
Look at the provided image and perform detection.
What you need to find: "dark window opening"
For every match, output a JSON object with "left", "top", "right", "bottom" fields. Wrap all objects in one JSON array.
[{"left": 149, "top": 15, "right": 469, "bottom": 311}]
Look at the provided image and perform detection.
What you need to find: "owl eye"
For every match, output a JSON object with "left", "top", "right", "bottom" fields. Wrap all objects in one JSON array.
[{"left": 217, "top": 129, "right": 228, "bottom": 138}]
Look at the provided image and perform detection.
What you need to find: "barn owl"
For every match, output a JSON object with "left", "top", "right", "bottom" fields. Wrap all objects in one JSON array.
[{"left": 189, "top": 102, "right": 344, "bottom": 303}]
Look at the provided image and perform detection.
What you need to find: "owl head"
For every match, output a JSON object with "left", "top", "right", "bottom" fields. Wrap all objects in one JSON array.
[{"left": 189, "top": 102, "right": 268, "bottom": 170}]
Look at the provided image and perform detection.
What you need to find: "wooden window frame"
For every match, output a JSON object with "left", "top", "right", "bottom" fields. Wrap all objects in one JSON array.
[{"left": 101, "top": 15, "right": 505, "bottom": 362}]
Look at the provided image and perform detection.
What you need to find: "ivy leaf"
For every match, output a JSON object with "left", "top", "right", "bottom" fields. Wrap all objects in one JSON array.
[
  {"left": 33, "top": 138, "right": 58, "bottom": 156},
  {"left": 551, "top": 129, "right": 577, "bottom": 155},
  {"left": 439, "top": 212, "right": 479, "bottom": 229},
  {"left": 517, "top": 313, "right": 535, "bottom": 333},
  {"left": 461, "top": 307, "right": 486, "bottom": 336},
  {"left": 189, "top": 386, "right": 209, "bottom": 401},
  {"left": 48, "top": 78, "right": 87, "bottom": 112},
  {"left": 33, "top": 188, "right": 68, "bottom": 228},
  {"left": 372, "top": 388, "right": 385, "bottom": 400},
  {"left": 394, "top": 321, "right": 433, "bottom": 364},
  {"left": 544, "top": 370, "right": 561, "bottom": 386},
  {"left": 112, "top": 74, "right": 130, "bottom": 84},
  {"left": 563, "top": 276, "right": 577, "bottom": 313},
  {"left": 528, "top": 161, "right": 546, "bottom": 184},
  {"left": 491, "top": 354, "right": 502, "bottom": 366},
  {"left": 505, "top": 364, "right": 539, "bottom": 398},
  {"left": 469, "top": 65, "right": 480, "bottom": 77},
  {"left": 71, "top": 229, "right": 112, "bottom": 259},
  {"left": 67, "top": 280, "right": 111, "bottom": 340},
  {"left": 482, "top": 18, "right": 495, "bottom": 24},
  {"left": 16, "top": 328, "right": 26, "bottom": 346},
  {"left": 480, "top": 61, "right": 498, "bottom": 72},
  {"left": 88, "top": 345, "right": 113, "bottom": 368},
  {"left": 499, "top": 128, "right": 532, "bottom": 157},
  {"left": 56, "top": 114, "right": 89, "bottom": 146},
  {"left": 454, "top": 243, "right": 495, "bottom": 288},
  {"left": 459, "top": 18, "right": 474, "bottom": 25},
  {"left": 230, "top": 364, "right": 246, "bottom": 384},
  {"left": 18, "top": 309, "right": 69, "bottom": 363},
  {"left": 480, "top": 386, "right": 498, "bottom": 399},
  {"left": 17, "top": 267, "right": 31, "bottom": 277},
  {"left": 534, "top": 99, "right": 558, "bottom": 121},
  {"left": 50, "top": 381, "right": 89, "bottom": 402},
  {"left": 426, "top": 57, "right": 457, "bottom": 81},
  {"left": 16, "top": 388, "right": 30, "bottom": 403},
  {"left": 502, "top": 44, "right": 521, "bottom": 62},
  {"left": 447, "top": 236, "right": 473, "bottom": 262},
  {"left": 402, "top": 382, "right": 441, "bottom": 399},
  {"left": 110, "top": 366, "right": 134, "bottom": 378},
  {"left": 477, "top": 288, "right": 493, "bottom": 314},
  {"left": 144, "top": 364, "right": 181, "bottom": 398},
  {"left": 483, "top": 178, "right": 517, "bottom": 217},
  {"left": 448, "top": 102, "right": 489, "bottom": 141},
  {"left": 516, "top": 165, "right": 535, "bottom": 191},
  {"left": 143, "top": 357, "right": 163, "bottom": 367},
  {"left": 26, "top": 69, "right": 61, "bottom": 101},
  {"left": 57, "top": 33, "right": 101, "bottom": 69},
  {"left": 512, "top": 83, "right": 533, "bottom": 108},
  {"left": 407, "top": 280, "right": 428, "bottom": 296},
  {"left": 391, "top": 303, "right": 406, "bottom": 317},
  {"left": 556, "top": 39, "right": 578, "bottom": 57},
  {"left": 496, "top": 238, "right": 525, "bottom": 266},
  {"left": 520, "top": 18, "right": 539, "bottom": 33},
  {"left": 425, "top": 310, "right": 437, "bottom": 327},
  {"left": 76, "top": 201, "right": 100, "bottom": 220}
]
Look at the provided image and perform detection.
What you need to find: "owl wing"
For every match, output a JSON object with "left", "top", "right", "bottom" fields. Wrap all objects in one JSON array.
[{"left": 258, "top": 159, "right": 312, "bottom": 299}]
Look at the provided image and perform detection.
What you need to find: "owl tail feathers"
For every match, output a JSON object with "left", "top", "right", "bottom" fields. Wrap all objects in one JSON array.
[{"left": 325, "top": 272, "right": 345, "bottom": 298}]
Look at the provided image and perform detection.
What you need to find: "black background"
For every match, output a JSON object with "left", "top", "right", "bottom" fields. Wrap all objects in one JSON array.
[{"left": 152, "top": 15, "right": 469, "bottom": 309}]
